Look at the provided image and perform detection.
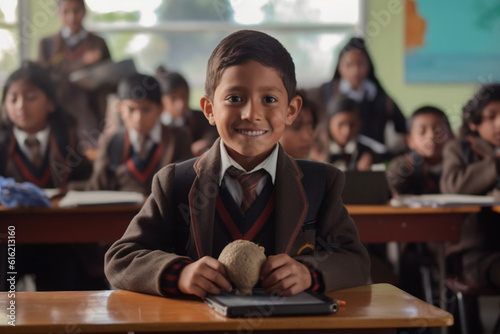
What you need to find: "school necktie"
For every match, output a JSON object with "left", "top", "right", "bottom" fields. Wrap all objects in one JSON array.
[
  {"left": 138, "top": 134, "right": 149, "bottom": 160},
  {"left": 25, "top": 137, "right": 42, "bottom": 168},
  {"left": 226, "top": 166, "right": 267, "bottom": 213}
]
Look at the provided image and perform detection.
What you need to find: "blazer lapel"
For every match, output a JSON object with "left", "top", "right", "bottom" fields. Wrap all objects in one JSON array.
[
  {"left": 188, "top": 138, "right": 222, "bottom": 258},
  {"left": 274, "top": 148, "right": 309, "bottom": 254}
]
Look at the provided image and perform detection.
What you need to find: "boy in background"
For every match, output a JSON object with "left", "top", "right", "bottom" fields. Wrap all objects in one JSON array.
[
  {"left": 105, "top": 30, "right": 370, "bottom": 299},
  {"left": 87, "top": 73, "right": 192, "bottom": 195}
]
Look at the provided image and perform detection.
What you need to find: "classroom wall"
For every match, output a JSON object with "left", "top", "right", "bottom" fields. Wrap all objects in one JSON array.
[
  {"left": 365, "top": 0, "right": 478, "bottom": 133},
  {"left": 27, "top": 1, "right": 60, "bottom": 59}
]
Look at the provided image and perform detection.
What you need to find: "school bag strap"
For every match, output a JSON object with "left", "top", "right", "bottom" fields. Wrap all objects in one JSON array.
[{"left": 171, "top": 158, "right": 327, "bottom": 254}]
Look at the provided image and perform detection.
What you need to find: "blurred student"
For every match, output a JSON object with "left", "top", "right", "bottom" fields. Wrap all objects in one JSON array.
[
  {"left": 38, "top": 0, "right": 111, "bottom": 143},
  {"left": 86, "top": 73, "right": 192, "bottom": 196},
  {"left": 322, "top": 96, "right": 376, "bottom": 171},
  {"left": 155, "top": 66, "right": 218, "bottom": 156},
  {"left": 279, "top": 90, "right": 317, "bottom": 159},
  {"left": 0, "top": 62, "right": 101, "bottom": 291},
  {"left": 387, "top": 106, "right": 453, "bottom": 195},
  {"left": 308, "top": 37, "right": 406, "bottom": 155},
  {"left": 0, "top": 61, "right": 92, "bottom": 189},
  {"left": 386, "top": 106, "right": 453, "bottom": 300}
]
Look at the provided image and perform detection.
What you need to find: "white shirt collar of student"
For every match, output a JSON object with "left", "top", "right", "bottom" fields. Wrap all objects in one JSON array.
[
  {"left": 218, "top": 140, "right": 279, "bottom": 186},
  {"left": 13, "top": 125, "right": 51, "bottom": 161},
  {"left": 61, "top": 27, "right": 89, "bottom": 48},
  {"left": 160, "top": 111, "right": 186, "bottom": 127},
  {"left": 329, "top": 138, "right": 357, "bottom": 155},
  {"left": 127, "top": 121, "right": 162, "bottom": 154},
  {"left": 339, "top": 78, "right": 377, "bottom": 102}
]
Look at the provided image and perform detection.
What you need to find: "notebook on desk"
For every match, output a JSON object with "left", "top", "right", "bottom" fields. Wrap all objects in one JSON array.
[{"left": 341, "top": 171, "right": 391, "bottom": 205}]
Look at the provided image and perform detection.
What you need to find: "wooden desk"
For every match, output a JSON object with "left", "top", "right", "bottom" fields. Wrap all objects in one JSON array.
[
  {"left": 492, "top": 205, "right": 500, "bottom": 214},
  {"left": 0, "top": 283, "right": 452, "bottom": 334}
]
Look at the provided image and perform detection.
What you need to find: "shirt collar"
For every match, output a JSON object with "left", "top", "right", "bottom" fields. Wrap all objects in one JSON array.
[
  {"left": 329, "top": 138, "right": 357, "bottom": 155},
  {"left": 219, "top": 140, "right": 279, "bottom": 186},
  {"left": 61, "top": 27, "right": 88, "bottom": 48},
  {"left": 13, "top": 125, "right": 51, "bottom": 157},
  {"left": 160, "top": 111, "right": 185, "bottom": 127},
  {"left": 339, "top": 78, "right": 377, "bottom": 102},
  {"left": 127, "top": 121, "right": 162, "bottom": 150}
]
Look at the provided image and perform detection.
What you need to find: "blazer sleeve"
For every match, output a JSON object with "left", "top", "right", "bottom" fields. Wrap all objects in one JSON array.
[
  {"left": 171, "top": 126, "right": 193, "bottom": 163},
  {"left": 104, "top": 165, "right": 191, "bottom": 296},
  {"left": 386, "top": 155, "right": 411, "bottom": 195},
  {"left": 388, "top": 96, "right": 407, "bottom": 134},
  {"left": 440, "top": 140, "right": 499, "bottom": 195},
  {"left": 296, "top": 164, "right": 371, "bottom": 292}
]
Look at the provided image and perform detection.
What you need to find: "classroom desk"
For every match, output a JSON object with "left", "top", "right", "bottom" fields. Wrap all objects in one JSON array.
[
  {"left": 0, "top": 283, "right": 452, "bottom": 334},
  {"left": 492, "top": 205, "right": 500, "bottom": 213}
]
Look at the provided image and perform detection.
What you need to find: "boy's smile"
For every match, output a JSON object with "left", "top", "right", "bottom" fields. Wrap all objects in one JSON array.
[{"left": 201, "top": 60, "right": 301, "bottom": 170}]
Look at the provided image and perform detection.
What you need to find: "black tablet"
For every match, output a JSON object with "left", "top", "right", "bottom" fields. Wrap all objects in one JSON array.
[{"left": 204, "top": 289, "right": 338, "bottom": 318}]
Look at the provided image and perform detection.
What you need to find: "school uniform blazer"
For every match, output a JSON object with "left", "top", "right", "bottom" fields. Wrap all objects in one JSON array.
[
  {"left": 86, "top": 125, "right": 192, "bottom": 196},
  {"left": 0, "top": 127, "right": 92, "bottom": 188},
  {"left": 440, "top": 137, "right": 500, "bottom": 284},
  {"left": 105, "top": 138, "right": 370, "bottom": 296}
]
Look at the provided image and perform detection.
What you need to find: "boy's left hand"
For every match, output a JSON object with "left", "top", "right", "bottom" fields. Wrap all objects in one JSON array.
[{"left": 259, "top": 254, "right": 311, "bottom": 296}]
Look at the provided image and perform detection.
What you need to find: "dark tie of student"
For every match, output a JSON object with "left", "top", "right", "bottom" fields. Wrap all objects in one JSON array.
[
  {"left": 25, "top": 137, "right": 42, "bottom": 168},
  {"left": 226, "top": 166, "right": 267, "bottom": 213}
]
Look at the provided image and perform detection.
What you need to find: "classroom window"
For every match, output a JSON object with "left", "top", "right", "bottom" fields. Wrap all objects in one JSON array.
[
  {"left": 0, "top": 0, "right": 20, "bottom": 86},
  {"left": 83, "top": 0, "right": 363, "bottom": 101}
]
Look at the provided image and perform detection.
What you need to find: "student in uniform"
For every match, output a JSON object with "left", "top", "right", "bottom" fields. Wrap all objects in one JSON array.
[
  {"left": 38, "top": 0, "right": 111, "bottom": 143},
  {"left": 0, "top": 61, "right": 101, "bottom": 291},
  {"left": 440, "top": 83, "right": 500, "bottom": 333},
  {"left": 321, "top": 96, "right": 376, "bottom": 171},
  {"left": 307, "top": 37, "right": 406, "bottom": 156},
  {"left": 155, "top": 66, "right": 218, "bottom": 157},
  {"left": 386, "top": 106, "right": 453, "bottom": 300},
  {"left": 86, "top": 73, "right": 192, "bottom": 196},
  {"left": 279, "top": 89, "right": 318, "bottom": 160},
  {"left": 387, "top": 106, "right": 453, "bottom": 195},
  {"left": 104, "top": 30, "right": 370, "bottom": 299},
  {"left": 0, "top": 61, "right": 92, "bottom": 189}
]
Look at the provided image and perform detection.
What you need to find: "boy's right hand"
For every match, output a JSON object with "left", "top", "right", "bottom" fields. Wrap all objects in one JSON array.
[{"left": 178, "top": 256, "right": 232, "bottom": 298}]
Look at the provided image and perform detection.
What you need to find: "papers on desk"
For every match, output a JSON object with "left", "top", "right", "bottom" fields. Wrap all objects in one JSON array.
[
  {"left": 390, "top": 194, "right": 500, "bottom": 208},
  {"left": 58, "top": 190, "right": 144, "bottom": 207}
]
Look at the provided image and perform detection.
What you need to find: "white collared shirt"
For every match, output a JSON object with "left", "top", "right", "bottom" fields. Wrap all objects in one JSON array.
[
  {"left": 127, "top": 121, "right": 162, "bottom": 155},
  {"left": 61, "top": 26, "right": 88, "bottom": 48},
  {"left": 160, "top": 111, "right": 186, "bottom": 127},
  {"left": 339, "top": 78, "right": 377, "bottom": 102},
  {"left": 13, "top": 126, "right": 51, "bottom": 161},
  {"left": 219, "top": 140, "right": 279, "bottom": 206}
]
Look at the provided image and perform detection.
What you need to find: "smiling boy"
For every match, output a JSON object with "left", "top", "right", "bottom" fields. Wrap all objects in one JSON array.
[{"left": 105, "top": 30, "right": 370, "bottom": 299}]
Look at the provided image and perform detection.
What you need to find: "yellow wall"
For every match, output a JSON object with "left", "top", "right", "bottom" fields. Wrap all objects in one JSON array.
[
  {"left": 366, "top": 0, "right": 478, "bottom": 133},
  {"left": 27, "top": 0, "right": 60, "bottom": 59}
]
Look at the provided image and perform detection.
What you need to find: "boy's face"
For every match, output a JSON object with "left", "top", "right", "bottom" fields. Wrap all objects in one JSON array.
[
  {"left": 407, "top": 113, "right": 452, "bottom": 161},
  {"left": 119, "top": 99, "right": 162, "bottom": 135},
  {"left": 162, "top": 86, "right": 189, "bottom": 119},
  {"left": 279, "top": 108, "right": 315, "bottom": 159},
  {"left": 201, "top": 60, "right": 301, "bottom": 170},
  {"left": 329, "top": 112, "right": 360, "bottom": 148},
  {"left": 58, "top": 0, "right": 86, "bottom": 34},
  {"left": 338, "top": 50, "right": 370, "bottom": 91},
  {"left": 469, "top": 101, "right": 500, "bottom": 147},
  {"left": 4, "top": 80, "right": 54, "bottom": 134}
]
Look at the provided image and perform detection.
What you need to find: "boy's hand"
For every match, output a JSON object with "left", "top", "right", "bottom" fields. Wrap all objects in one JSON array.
[
  {"left": 178, "top": 256, "right": 232, "bottom": 298},
  {"left": 260, "top": 254, "right": 311, "bottom": 296},
  {"left": 82, "top": 49, "right": 103, "bottom": 65},
  {"left": 356, "top": 152, "right": 373, "bottom": 171}
]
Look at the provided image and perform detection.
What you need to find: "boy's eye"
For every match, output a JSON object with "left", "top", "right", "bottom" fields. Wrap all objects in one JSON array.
[
  {"left": 226, "top": 96, "right": 242, "bottom": 103},
  {"left": 264, "top": 96, "right": 277, "bottom": 103}
]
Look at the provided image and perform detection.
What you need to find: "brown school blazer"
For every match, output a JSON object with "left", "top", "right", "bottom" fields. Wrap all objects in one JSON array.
[
  {"left": 440, "top": 137, "right": 500, "bottom": 284},
  {"left": 0, "top": 128, "right": 92, "bottom": 188},
  {"left": 86, "top": 125, "right": 192, "bottom": 196},
  {"left": 105, "top": 138, "right": 371, "bottom": 296}
]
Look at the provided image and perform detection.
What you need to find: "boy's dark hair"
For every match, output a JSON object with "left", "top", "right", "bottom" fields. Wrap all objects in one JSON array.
[
  {"left": 117, "top": 73, "right": 162, "bottom": 105},
  {"left": 461, "top": 83, "right": 500, "bottom": 136},
  {"left": 408, "top": 105, "right": 452, "bottom": 133},
  {"left": 1, "top": 61, "right": 75, "bottom": 129},
  {"left": 205, "top": 30, "right": 297, "bottom": 103},
  {"left": 155, "top": 66, "right": 189, "bottom": 96},
  {"left": 326, "top": 95, "right": 359, "bottom": 119},
  {"left": 296, "top": 89, "right": 318, "bottom": 128}
]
